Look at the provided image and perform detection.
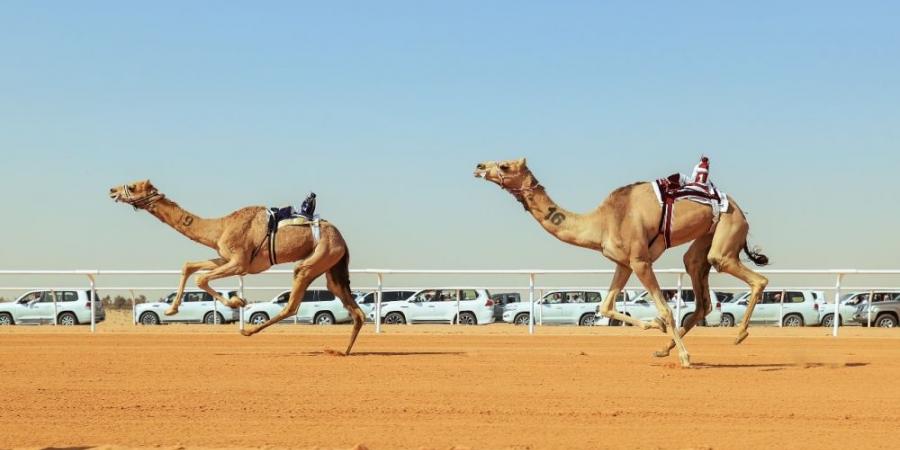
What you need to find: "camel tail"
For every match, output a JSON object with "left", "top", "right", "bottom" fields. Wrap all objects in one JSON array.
[
  {"left": 742, "top": 241, "right": 770, "bottom": 267},
  {"left": 331, "top": 249, "right": 352, "bottom": 291}
]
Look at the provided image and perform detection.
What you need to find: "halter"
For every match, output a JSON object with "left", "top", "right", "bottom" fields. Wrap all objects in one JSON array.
[
  {"left": 120, "top": 184, "right": 165, "bottom": 211},
  {"left": 498, "top": 172, "right": 543, "bottom": 212}
]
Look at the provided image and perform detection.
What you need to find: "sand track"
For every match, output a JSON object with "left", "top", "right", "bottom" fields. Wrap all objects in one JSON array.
[{"left": 1, "top": 319, "right": 898, "bottom": 449}]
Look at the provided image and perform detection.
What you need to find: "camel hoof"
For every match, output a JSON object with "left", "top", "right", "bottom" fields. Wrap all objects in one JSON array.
[
  {"left": 228, "top": 296, "right": 247, "bottom": 308},
  {"left": 734, "top": 330, "right": 749, "bottom": 345},
  {"left": 164, "top": 308, "right": 179, "bottom": 316},
  {"left": 240, "top": 329, "right": 253, "bottom": 337},
  {"left": 653, "top": 348, "right": 671, "bottom": 358},
  {"left": 679, "top": 352, "right": 691, "bottom": 368}
]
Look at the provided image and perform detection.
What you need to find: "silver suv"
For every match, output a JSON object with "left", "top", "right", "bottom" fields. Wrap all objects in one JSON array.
[
  {"left": 851, "top": 293, "right": 900, "bottom": 327},
  {"left": 0, "top": 289, "right": 104, "bottom": 325}
]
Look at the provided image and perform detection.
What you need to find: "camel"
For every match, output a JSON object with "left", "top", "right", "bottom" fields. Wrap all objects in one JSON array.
[
  {"left": 109, "top": 180, "right": 365, "bottom": 354},
  {"left": 474, "top": 158, "right": 769, "bottom": 367}
]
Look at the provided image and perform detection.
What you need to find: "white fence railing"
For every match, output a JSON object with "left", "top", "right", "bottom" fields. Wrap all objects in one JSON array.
[{"left": 1, "top": 269, "right": 899, "bottom": 335}]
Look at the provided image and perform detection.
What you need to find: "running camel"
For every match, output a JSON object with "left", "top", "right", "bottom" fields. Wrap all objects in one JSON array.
[
  {"left": 109, "top": 180, "right": 365, "bottom": 355},
  {"left": 474, "top": 158, "right": 769, "bottom": 367}
]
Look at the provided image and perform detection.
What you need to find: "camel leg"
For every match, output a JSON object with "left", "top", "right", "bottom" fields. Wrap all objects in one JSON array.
[
  {"left": 707, "top": 209, "right": 768, "bottom": 345},
  {"left": 195, "top": 259, "right": 250, "bottom": 309},
  {"left": 631, "top": 258, "right": 691, "bottom": 367},
  {"left": 241, "top": 248, "right": 337, "bottom": 337},
  {"left": 655, "top": 235, "right": 714, "bottom": 357},
  {"left": 325, "top": 267, "right": 365, "bottom": 355},
  {"left": 712, "top": 255, "right": 767, "bottom": 345},
  {"left": 597, "top": 264, "right": 664, "bottom": 330},
  {"left": 166, "top": 258, "right": 226, "bottom": 315}
]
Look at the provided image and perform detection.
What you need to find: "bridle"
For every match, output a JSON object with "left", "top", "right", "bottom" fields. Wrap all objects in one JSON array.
[
  {"left": 119, "top": 184, "right": 165, "bottom": 211},
  {"left": 497, "top": 171, "right": 542, "bottom": 212}
]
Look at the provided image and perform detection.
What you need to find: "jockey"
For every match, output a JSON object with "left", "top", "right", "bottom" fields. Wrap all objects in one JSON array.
[{"left": 691, "top": 156, "right": 710, "bottom": 186}]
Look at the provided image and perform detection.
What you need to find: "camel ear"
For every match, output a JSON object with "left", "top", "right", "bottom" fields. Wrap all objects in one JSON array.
[{"left": 518, "top": 157, "right": 527, "bottom": 167}]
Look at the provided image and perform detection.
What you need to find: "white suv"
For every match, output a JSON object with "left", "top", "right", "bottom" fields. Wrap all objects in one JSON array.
[
  {"left": 136, "top": 289, "right": 240, "bottom": 325},
  {"left": 243, "top": 289, "right": 355, "bottom": 325},
  {"left": 354, "top": 290, "right": 417, "bottom": 320},
  {"left": 370, "top": 288, "right": 494, "bottom": 325},
  {"left": 618, "top": 289, "right": 726, "bottom": 327},
  {"left": 720, "top": 290, "right": 822, "bottom": 327},
  {"left": 0, "top": 289, "right": 104, "bottom": 326},
  {"left": 502, "top": 290, "right": 636, "bottom": 326}
]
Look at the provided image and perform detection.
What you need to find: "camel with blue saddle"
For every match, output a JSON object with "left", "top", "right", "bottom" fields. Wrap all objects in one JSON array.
[{"left": 109, "top": 180, "right": 365, "bottom": 355}]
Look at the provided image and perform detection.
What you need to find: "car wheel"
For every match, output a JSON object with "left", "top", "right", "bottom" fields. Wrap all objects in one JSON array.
[
  {"left": 383, "top": 312, "right": 406, "bottom": 325},
  {"left": 139, "top": 312, "right": 160, "bottom": 325},
  {"left": 204, "top": 312, "right": 225, "bottom": 324},
  {"left": 0, "top": 313, "right": 14, "bottom": 326},
  {"left": 821, "top": 314, "right": 834, "bottom": 328},
  {"left": 782, "top": 314, "right": 804, "bottom": 327},
  {"left": 456, "top": 312, "right": 477, "bottom": 325},
  {"left": 720, "top": 314, "right": 735, "bottom": 327},
  {"left": 513, "top": 313, "right": 530, "bottom": 325},
  {"left": 579, "top": 313, "right": 596, "bottom": 326},
  {"left": 608, "top": 318, "right": 622, "bottom": 326},
  {"left": 57, "top": 312, "right": 78, "bottom": 326},
  {"left": 249, "top": 312, "right": 269, "bottom": 325},
  {"left": 876, "top": 314, "right": 897, "bottom": 328},
  {"left": 314, "top": 312, "right": 335, "bottom": 325}
]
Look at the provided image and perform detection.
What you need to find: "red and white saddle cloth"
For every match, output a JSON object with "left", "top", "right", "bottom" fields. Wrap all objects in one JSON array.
[{"left": 650, "top": 174, "right": 730, "bottom": 248}]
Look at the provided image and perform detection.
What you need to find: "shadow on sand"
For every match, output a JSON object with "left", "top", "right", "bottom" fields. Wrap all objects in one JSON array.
[{"left": 682, "top": 362, "right": 869, "bottom": 371}]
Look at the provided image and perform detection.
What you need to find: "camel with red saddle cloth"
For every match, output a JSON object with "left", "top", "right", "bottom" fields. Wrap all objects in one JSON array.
[{"left": 474, "top": 157, "right": 769, "bottom": 368}]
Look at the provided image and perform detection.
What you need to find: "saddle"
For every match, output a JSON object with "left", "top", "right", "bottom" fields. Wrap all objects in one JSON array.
[
  {"left": 650, "top": 174, "right": 729, "bottom": 249},
  {"left": 253, "top": 193, "right": 323, "bottom": 265}
]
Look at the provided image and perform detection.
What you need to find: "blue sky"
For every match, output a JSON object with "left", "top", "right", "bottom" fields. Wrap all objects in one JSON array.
[{"left": 1, "top": 1, "right": 898, "bottom": 286}]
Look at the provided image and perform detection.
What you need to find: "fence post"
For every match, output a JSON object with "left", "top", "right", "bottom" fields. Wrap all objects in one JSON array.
[
  {"left": 832, "top": 273, "right": 843, "bottom": 337},
  {"left": 51, "top": 289, "right": 58, "bottom": 326},
  {"left": 456, "top": 289, "right": 461, "bottom": 326},
  {"left": 375, "top": 273, "right": 383, "bottom": 334},
  {"left": 86, "top": 273, "right": 97, "bottom": 333},
  {"left": 130, "top": 289, "right": 137, "bottom": 325},
  {"left": 779, "top": 289, "right": 785, "bottom": 327},
  {"left": 239, "top": 276, "right": 245, "bottom": 332},
  {"left": 867, "top": 290, "right": 874, "bottom": 327},
  {"left": 675, "top": 273, "right": 683, "bottom": 328},
  {"left": 213, "top": 288, "right": 219, "bottom": 325},
  {"left": 528, "top": 273, "right": 535, "bottom": 335}
]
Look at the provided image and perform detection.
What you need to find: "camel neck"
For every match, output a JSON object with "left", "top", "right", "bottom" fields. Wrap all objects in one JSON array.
[
  {"left": 145, "top": 198, "right": 223, "bottom": 249},
  {"left": 522, "top": 184, "right": 598, "bottom": 250}
]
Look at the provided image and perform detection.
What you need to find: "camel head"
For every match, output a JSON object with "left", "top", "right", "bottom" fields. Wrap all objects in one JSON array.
[
  {"left": 109, "top": 179, "right": 164, "bottom": 210},
  {"left": 474, "top": 158, "right": 540, "bottom": 211}
]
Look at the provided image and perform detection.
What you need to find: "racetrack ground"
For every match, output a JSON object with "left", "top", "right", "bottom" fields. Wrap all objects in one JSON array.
[{"left": 2, "top": 314, "right": 898, "bottom": 449}]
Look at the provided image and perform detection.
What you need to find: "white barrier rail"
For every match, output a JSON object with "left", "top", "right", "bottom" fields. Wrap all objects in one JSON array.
[{"left": 1, "top": 269, "right": 899, "bottom": 335}]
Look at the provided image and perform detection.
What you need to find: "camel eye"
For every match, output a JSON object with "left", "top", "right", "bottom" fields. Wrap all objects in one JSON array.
[
  {"left": 499, "top": 164, "right": 510, "bottom": 171},
  {"left": 129, "top": 184, "right": 136, "bottom": 190}
]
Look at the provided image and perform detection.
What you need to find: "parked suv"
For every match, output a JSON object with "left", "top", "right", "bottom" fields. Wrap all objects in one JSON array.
[
  {"left": 823, "top": 292, "right": 900, "bottom": 327},
  {"left": 370, "top": 288, "right": 494, "bottom": 325},
  {"left": 244, "top": 289, "right": 356, "bottom": 325},
  {"left": 851, "top": 293, "right": 900, "bottom": 327},
  {"left": 503, "top": 290, "right": 628, "bottom": 326},
  {"left": 613, "top": 289, "right": 724, "bottom": 327},
  {"left": 355, "top": 290, "right": 417, "bottom": 319},
  {"left": 0, "top": 289, "right": 104, "bottom": 326},
  {"left": 491, "top": 292, "right": 521, "bottom": 321},
  {"left": 136, "top": 289, "right": 240, "bottom": 325},
  {"left": 720, "top": 290, "right": 822, "bottom": 327}
]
